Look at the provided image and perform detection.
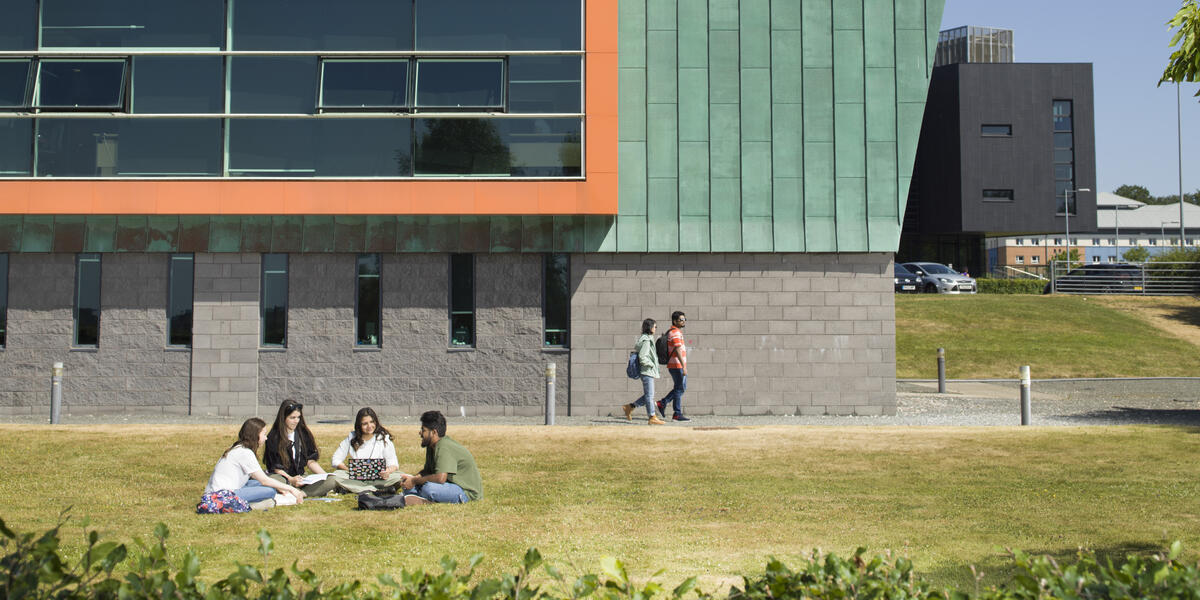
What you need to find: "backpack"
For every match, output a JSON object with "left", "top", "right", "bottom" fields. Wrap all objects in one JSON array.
[
  {"left": 655, "top": 333, "right": 671, "bottom": 365},
  {"left": 196, "top": 490, "right": 250, "bottom": 514},
  {"left": 357, "top": 491, "right": 406, "bottom": 510},
  {"left": 626, "top": 351, "right": 640, "bottom": 379}
]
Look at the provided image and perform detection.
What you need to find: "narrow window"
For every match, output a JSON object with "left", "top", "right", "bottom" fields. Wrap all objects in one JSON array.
[
  {"left": 36, "top": 59, "right": 129, "bottom": 110},
  {"left": 449, "top": 253, "right": 474, "bottom": 347},
  {"left": 416, "top": 59, "right": 504, "bottom": 110},
  {"left": 74, "top": 253, "right": 101, "bottom": 347},
  {"left": 1031, "top": 256, "right": 1040, "bottom": 264},
  {"left": 261, "top": 253, "right": 288, "bottom": 347},
  {"left": 980, "top": 124, "right": 1012, "bottom": 136},
  {"left": 167, "top": 254, "right": 194, "bottom": 347},
  {"left": 356, "top": 254, "right": 381, "bottom": 346},
  {"left": 1053, "top": 100, "right": 1076, "bottom": 215},
  {"left": 0, "top": 253, "right": 7, "bottom": 348},
  {"left": 319, "top": 59, "right": 409, "bottom": 111},
  {"left": 0, "top": 60, "right": 33, "bottom": 109},
  {"left": 543, "top": 253, "right": 569, "bottom": 347},
  {"left": 1015, "top": 256, "right": 1024, "bottom": 264},
  {"left": 983, "top": 189, "right": 1014, "bottom": 202}
]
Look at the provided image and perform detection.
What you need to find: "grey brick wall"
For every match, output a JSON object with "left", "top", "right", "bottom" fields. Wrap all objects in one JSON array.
[
  {"left": 568, "top": 253, "right": 896, "bottom": 417},
  {"left": 190, "top": 253, "right": 259, "bottom": 417},
  {"left": 0, "top": 254, "right": 190, "bottom": 416},
  {"left": 259, "top": 254, "right": 568, "bottom": 421}
]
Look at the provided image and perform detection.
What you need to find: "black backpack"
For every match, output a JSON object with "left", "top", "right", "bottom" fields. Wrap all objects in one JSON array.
[
  {"left": 357, "top": 492, "right": 405, "bottom": 510},
  {"left": 655, "top": 334, "right": 671, "bottom": 365}
]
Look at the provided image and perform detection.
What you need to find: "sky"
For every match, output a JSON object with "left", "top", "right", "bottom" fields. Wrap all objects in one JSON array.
[{"left": 939, "top": 0, "right": 1198, "bottom": 198}]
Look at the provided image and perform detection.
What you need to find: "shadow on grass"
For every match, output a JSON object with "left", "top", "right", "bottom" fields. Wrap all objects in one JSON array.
[
  {"left": 1056, "top": 406, "right": 1200, "bottom": 426},
  {"left": 921, "top": 540, "right": 1166, "bottom": 592},
  {"left": 1163, "top": 302, "right": 1200, "bottom": 329}
]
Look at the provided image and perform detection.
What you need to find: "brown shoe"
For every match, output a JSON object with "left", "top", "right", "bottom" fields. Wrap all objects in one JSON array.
[
  {"left": 622, "top": 404, "right": 634, "bottom": 421},
  {"left": 648, "top": 415, "right": 666, "bottom": 425}
]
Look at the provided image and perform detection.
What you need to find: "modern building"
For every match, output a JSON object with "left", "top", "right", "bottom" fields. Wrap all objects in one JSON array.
[
  {"left": 899, "top": 26, "right": 1097, "bottom": 277},
  {"left": 0, "top": 0, "right": 945, "bottom": 419}
]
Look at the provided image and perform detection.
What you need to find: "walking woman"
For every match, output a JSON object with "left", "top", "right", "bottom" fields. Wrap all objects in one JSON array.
[
  {"left": 203, "top": 417, "right": 305, "bottom": 511},
  {"left": 264, "top": 399, "right": 337, "bottom": 497},
  {"left": 330, "top": 407, "right": 406, "bottom": 493},
  {"left": 621, "top": 318, "right": 666, "bottom": 425}
]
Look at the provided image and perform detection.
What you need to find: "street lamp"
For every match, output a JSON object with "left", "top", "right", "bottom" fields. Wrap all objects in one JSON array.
[{"left": 1062, "top": 187, "right": 1090, "bottom": 267}]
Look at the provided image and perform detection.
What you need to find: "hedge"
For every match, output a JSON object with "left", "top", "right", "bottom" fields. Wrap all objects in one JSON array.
[
  {"left": 4, "top": 516, "right": 1199, "bottom": 600},
  {"left": 976, "top": 279, "right": 1045, "bottom": 294}
]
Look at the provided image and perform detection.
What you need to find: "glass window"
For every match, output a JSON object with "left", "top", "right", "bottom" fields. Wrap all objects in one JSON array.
[
  {"left": 40, "top": 0, "right": 223, "bottom": 48},
  {"left": 232, "top": 0, "right": 413, "bottom": 50},
  {"left": 980, "top": 124, "right": 1011, "bottom": 137},
  {"left": 167, "top": 254, "right": 193, "bottom": 347},
  {"left": 1052, "top": 100, "right": 1072, "bottom": 117},
  {"left": 0, "top": 254, "right": 7, "bottom": 348},
  {"left": 37, "top": 60, "right": 129, "bottom": 110},
  {"left": 74, "top": 253, "right": 101, "bottom": 347},
  {"left": 983, "top": 189, "right": 1014, "bottom": 202},
  {"left": 508, "top": 56, "right": 582, "bottom": 113},
  {"left": 1052, "top": 132, "right": 1073, "bottom": 150},
  {"left": 1054, "top": 164, "right": 1073, "bottom": 180},
  {"left": 230, "top": 57, "right": 318, "bottom": 114},
  {"left": 320, "top": 60, "right": 409, "bottom": 110},
  {"left": 414, "top": 117, "right": 581, "bottom": 177},
  {"left": 261, "top": 253, "right": 288, "bottom": 347},
  {"left": 0, "top": 120, "right": 33, "bottom": 176},
  {"left": 0, "top": 2, "right": 36, "bottom": 50},
  {"left": 132, "top": 57, "right": 224, "bottom": 113},
  {"left": 1015, "top": 256, "right": 1023, "bottom": 264},
  {"left": 228, "top": 119, "right": 413, "bottom": 177},
  {"left": 0, "top": 60, "right": 32, "bottom": 108},
  {"left": 36, "top": 119, "right": 222, "bottom": 177},
  {"left": 544, "top": 253, "right": 569, "bottom": 347},
  {"left": 415, "top": 0, "right": 581, "bottom": 50},
  {"left": 415, "top": 60, "right": 504, "bottom": 110},
  {"left": 356, "top": 254, "right": 381, "bottom": 346},
  {"left": 1031, "top": 256, "right": 1039, "bottom": 264},
  {"left": 449, "top": 253, "right": 474, "bottom": 347}
]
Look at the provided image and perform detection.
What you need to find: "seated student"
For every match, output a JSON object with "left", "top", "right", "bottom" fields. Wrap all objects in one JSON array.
[
  {"left": 205, "top": 417, "right": 305, "bottom": 511},
  {"left": 399, "top": 411, "right": 482, "bottom": 505},
  {"left": 330, "top": 407, "right": 405, "bottom": 494},
  {"left": 264, "top": 400, "right": 337, "bottom": 497}
]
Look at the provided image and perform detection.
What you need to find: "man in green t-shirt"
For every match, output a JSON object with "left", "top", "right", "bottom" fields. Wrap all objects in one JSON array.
[{"left": 399, "top": 411, "right": 482, "bottom": 505}]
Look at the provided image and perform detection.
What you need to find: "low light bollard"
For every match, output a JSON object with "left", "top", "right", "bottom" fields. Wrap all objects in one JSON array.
[
  {"left": 1019, "top": 365, "right": 1031, "bottom": 426},
  {"left": 936, "top": 348, "right": 946, "bottom": 393},
  {"left": 50, "top": 362, "right": 63, "bottom": 425},
  {"left": 544, "top": 362, "right": 556, "bottom": 425}
]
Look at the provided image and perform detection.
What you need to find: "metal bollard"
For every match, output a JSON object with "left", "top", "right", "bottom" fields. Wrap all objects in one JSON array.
[
  {"left": 544, "top": 362, "right": 556, "bottom": 425},
  {"left": 50, "top": 362, "right": 64, "bottom": 425},
  {"left": 936, "top": 348, "right": 946, "bottom": 394},
  {"left": 1019, "top": 366, "right": 1031, "bottom": 426}
]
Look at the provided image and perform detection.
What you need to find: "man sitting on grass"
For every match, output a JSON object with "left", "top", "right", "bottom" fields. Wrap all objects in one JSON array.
[{"left": 399, "top": 411, "right": 482, "bottom": 505}]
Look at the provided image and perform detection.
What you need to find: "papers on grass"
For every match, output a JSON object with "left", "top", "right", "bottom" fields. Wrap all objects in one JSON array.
[{"left": 301, "top": 473, "right": 329, "bottom": 485}]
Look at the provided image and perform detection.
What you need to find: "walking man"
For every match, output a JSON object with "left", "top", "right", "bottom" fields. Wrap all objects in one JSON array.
[
  {"left": 656, "top": 311, "right": 691, "bottom": 421},
  {"left": 399, "top": 411, "right": 483, "bottom": 505}
]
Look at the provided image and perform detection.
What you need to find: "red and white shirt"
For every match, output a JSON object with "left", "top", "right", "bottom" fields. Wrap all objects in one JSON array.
[{"left": 666, "top": 326, "right": 686, "bottom": 370}]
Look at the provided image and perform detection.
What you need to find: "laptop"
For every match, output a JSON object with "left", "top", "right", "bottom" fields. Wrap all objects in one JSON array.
[{"left": 347, "top": 458, "right": 386, "bottom": 481}]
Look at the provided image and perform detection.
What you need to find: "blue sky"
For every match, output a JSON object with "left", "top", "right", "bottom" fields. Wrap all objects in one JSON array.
[{"left": 939, "top": 0, "right": 1198, "bottom": 198}]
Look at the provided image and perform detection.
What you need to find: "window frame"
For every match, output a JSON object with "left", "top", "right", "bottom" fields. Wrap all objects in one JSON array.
[
  {"left": 0, "top": 59, "right": 34, "bottom": 110},
  {"left": 414, "top": 58, "right": 507, "bottom": 111},
  {"left": 982, "top": 189, "right": 1014, "bottom": 202},
  {"left": 34, "top": 57, "right": 131, "bottom": 112},
  {"left": 166, "top": 253, "right": 194, "bottom": 348},
  {"left": 980, "top": 123, "right": 1012, "bottom": 137},
  {"left": 448, "top": 253, "right": 475, "bottom": 349},
  {"left": 260, "top": 253, "right": 289, "bottom": 348},
  {"left": 73, "top": 253, "right": 102, "bottom": 348},
  {"left": 542, "top": 253, "right": 569, "bottom": 348},
  {"left": 318, "top": 58, "right": 412, "bottom": 112},
  {"left": 355, "top": 253, "right": 382, "bottom": 347}
]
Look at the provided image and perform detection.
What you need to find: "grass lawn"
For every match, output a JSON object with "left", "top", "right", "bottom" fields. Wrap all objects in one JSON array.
[
  {"left": 3, "top": 424, "right": 1200, "bottom": 592},
  {"left": 896, "top": 295, "right": 1200, "bottom": 379}
]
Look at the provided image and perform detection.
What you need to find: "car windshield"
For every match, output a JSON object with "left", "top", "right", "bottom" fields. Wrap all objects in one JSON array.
[
  {"left": 920, "top": 264, "right": 955, "bottom": 274},
  {"left": 894, "top": 265, "right": 914, "bottom": 276}
]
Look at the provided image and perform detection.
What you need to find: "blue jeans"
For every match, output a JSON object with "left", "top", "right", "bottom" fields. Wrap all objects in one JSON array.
[
  {"left": 631, "top": 375, "right": 655, "bottom": 416},
  {"left": 235, "top": 479, "right": 275, "bottom": 503},
  {"left": 403, "top": 481, "right": 470, "bottom": 504},
  {"left": 661, "top": 369, "right": 686, "bottom": 416}
]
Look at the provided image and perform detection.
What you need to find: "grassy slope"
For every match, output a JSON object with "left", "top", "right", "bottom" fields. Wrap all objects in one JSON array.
[
  {"left": 896, "top": 295, "right": 1200, "bottom": 379},
  {"left": 3, "top": 425, "right": 1199, "bottom": 592}
]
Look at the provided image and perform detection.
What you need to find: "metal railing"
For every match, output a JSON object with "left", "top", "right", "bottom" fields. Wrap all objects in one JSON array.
[{"left": 1049, "top": 261, "right": 1200, "bottom": 295}]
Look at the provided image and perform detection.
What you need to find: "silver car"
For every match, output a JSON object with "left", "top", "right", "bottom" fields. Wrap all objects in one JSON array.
[{"left": 901, "top": 262, "right": 977, "bottom": 294}]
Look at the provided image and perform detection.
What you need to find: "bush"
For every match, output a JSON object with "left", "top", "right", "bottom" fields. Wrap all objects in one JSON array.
[{"left": 976, "top": 279, "right": 1045, "bottom": 294}]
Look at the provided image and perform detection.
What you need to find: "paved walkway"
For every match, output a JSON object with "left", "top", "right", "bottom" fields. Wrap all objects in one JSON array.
[{"left": 5, "top": 378, "right": 1198, "bottom": 427}]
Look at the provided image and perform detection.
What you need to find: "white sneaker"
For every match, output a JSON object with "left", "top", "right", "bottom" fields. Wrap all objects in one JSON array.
[{"left": 249, "top": 498, "right": 275, "bottom": 511}]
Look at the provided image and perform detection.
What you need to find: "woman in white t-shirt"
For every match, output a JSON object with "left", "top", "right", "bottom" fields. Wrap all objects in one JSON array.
[
  {"left": 206, "top": 417, "right": 306, "bottom": 509},
  {"left": 330, "top": 407, "right": 405, "bottom": 494}
]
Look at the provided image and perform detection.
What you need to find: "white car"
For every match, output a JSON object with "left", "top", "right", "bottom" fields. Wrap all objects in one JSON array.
[{"left": 901, "top": 262, "right": 977, "bottom": 294}]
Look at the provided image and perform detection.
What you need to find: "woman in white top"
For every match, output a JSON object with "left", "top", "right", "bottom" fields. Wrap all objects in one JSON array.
[
  {"left": 330, "top": 407, "right": 405, "bottom": 494},
  {"left": 205, "top": 417, "right": 306, "bottom": 509}
]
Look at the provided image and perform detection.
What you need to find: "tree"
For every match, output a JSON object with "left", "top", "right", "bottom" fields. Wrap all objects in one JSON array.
[
  {"left": 1050, "top": 248, "right": 1082, "bottom": 268},
  {"left": 1160, "top": 0, "right": 1200, "bottom": 98},
  {"left": 1122, "top": 246, "right": 1150, "bottom": 263},
  {"left": 1113, "top": 184, "right": 1152, "bottom": 202}
]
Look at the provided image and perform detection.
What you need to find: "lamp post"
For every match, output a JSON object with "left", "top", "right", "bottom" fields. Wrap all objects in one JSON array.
[
  {"left": 1179, "top": 81, "right": 1185, "bottom": 244},
  {"left": 1062, "top": 187, "right": 1090, "bottom": 268}
]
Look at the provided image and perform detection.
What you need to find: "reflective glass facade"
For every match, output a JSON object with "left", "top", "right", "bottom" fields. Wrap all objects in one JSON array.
[{"left": 0, "top": 0, "right": 584, "bottom": 179}]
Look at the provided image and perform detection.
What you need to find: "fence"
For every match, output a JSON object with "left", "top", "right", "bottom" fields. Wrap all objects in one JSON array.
[{"left": 1048, "top": 261, "right": 1200, "bottom": 295}]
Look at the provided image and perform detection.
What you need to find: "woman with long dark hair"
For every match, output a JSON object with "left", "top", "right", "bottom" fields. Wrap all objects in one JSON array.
[
  {"left": 621, "top": 318, "right": 665, "bottom": 424},
  {"left": 204, "top": 417, "right": 305, "bottom": 510},
  {"left": 330, "top": 407, "right": 405, "bottom": 493},
  {"left": 264, "top": 400, "right": 337, "bottom": 497}
]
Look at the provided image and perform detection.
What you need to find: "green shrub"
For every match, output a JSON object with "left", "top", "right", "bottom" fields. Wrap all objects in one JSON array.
[{"left": 975, "top": 279, "right": 1045, "bottom": 294}]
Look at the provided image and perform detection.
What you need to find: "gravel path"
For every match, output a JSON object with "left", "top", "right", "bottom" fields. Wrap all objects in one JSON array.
[{"left": 5, "top": 378, "right": 1198, "bottom": 427}]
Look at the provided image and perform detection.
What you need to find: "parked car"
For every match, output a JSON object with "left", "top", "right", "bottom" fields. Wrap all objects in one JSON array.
[
  {"left": 894, "top": 263, "right": 920, "bottom": 293},
  {"left": 1043, "top": 263, "right": 1144, "bottom": 294},
  {"left": 901, "top": 262, "right": 977, "bottom": 294}
]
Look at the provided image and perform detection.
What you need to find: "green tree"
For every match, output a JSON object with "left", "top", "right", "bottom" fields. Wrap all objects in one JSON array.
[
  {"left": 1160, "top": 0, "right": 1200, "bottom": 98},
  {"left": 1122, "top": 246, "right": 1150, "bottom": 263},
  {"left": 1113, "top": 184, "right": 1152, "bottom": 202},
  {"left": 1049, "top": 248, "right": 1081, "bottom": 268}
]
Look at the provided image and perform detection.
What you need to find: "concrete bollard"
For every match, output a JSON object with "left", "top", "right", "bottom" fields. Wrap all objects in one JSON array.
[
  {"left": 544, "top": 362, "right": 556, "bottom": 425},
  {"left": 50, "top": 362, "right": 63, "bottom": 425},
  {"left": 1019, "top": 366, "right": 1031, "bottom": 426},
  {"left": 936, "top": 348, "right": 946, "bottom": 394}
]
